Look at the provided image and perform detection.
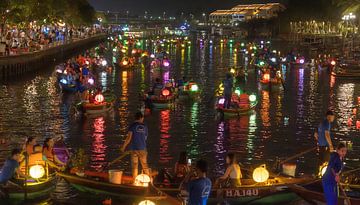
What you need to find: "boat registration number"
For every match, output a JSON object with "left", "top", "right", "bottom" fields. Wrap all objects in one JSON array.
[{"left": 224, "top": 189, "right": 259, "bottom": 198}]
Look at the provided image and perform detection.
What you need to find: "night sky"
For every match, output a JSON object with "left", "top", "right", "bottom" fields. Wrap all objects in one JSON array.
[{"left": 88, "top": 0, "right": 286, "bottom": 15}]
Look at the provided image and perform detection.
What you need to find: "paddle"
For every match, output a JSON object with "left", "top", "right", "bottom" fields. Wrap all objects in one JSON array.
[
  {"left": 272, "top": 147, "right": 317, "bottom": 170},
  {"left": 101, "top": 151, "right": 130, "bottom": 171},
  {"left": 339, "top": 183, "right": 352, "bottom": 205}
]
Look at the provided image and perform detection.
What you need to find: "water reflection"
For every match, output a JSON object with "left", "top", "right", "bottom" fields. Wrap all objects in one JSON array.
[{"left": 90, "top": 117, "right": 107, "bottom": 170}]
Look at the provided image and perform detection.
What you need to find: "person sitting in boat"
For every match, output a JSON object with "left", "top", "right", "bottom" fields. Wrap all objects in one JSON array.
[
  {"left": 22, "top": 137, "right": 37, "bottom": 155},
  {"left": 42, "top": 138, "right": 65, "bottom": 171},
  {"left": 322, "top": 143, "right": 347, "bottom": 205},
  {"left": 174, "top": 152, "right": 190, "bottom": 182},
  {"left": 215, "top": 153, "right": 242, "bottom": 188},
  {"left": 183, "top": 159, "right": 212, "bottom": 205},
  {"left": 0, "top": 149, "right": 27, "bottom": 187},
  {"left": 150, "top": 78, "right": 164, "bottom": 96},
  {"left": 223, "top": 73, "right": 233, "bottom": 109}
]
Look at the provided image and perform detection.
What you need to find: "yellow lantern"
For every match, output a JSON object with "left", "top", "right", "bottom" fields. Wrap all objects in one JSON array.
[
  {"left": 134, "top": 174, "right": 151, "bottom": 187},
  {"left": 252, "top": 164, "right": 269, "bottom": 183},
  {"left": 29, "top": 165, "right": 45, "bottom": 179},
  {"left": 318, "top": 163, "right": 328, "bottom": 177},
  {"left": 139, "top": 200, "right": 155, "bottom": 205}
]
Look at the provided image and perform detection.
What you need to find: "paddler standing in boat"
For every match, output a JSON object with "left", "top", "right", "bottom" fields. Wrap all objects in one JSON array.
[
  {"left": 223, "top": 73, "right": 233, "bottom": 109},
  {"left": 314, "top": 111, "right": 335, "bottom": 165},
  {"left": 322, "top": 143, "right": 347, "bottom": 205},
  {"left": 120, "top": 112, "right": 150, "bottom": 179},
  {"left": 183, "top": 159, "right": 212, "bottom": 205}
]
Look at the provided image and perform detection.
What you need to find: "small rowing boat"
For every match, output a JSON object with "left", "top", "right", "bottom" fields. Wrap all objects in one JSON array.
[{"left": 289, "top": 181, "right": 360, "bottom": 205}]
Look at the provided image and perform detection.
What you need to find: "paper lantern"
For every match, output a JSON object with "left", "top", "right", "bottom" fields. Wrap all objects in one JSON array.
[
  {"left": 163, "top": 61, "right": 170, "bottom": 67},
  {"left": 101, "top": 60, "right": 107, "bottom": 66},
  {"left": 139, "top": 200, "right": 155, "bottom": 205},
  {"left": 122, "top": 60, "right": 129, "bottom": 66},
  {"left": 252, "top": 165, "right": 269, "bottom": 183},
  {"left": 263, "top": 73, "right": 270, "bottom": 81},
  {"left": 330, "top": 60, "right": 336, "bottom": 66},
  {"left": 150, "top": 54, "right": 155, "bottom": 58},
  {"left": 235, "top": 88, "right": 241, "bottom": 96},
  {"left": 88, "top": 78, "right": 94, "bottom": 85},
  {"left": 299, "top": 58, "right": 305, "bottom": 64},
  {"left": 249, "top": 94, "right": 257, "bottom": 102},
  {"left": 134, "top": 174, "right": 151, "bottom": 187},
  {"left": 60, "top": 79, "right": 68, "bottom": 85},
  {"left": 230, "top": 68, "right": 236, "bottom": 74},
  {"left": 190, "top": 84, "right": 199, "bottom": 92},
  {"left": 318, "top": 163, "right": 328, "bottom": 177},
  {"left": 29, "top": 165, "right": 45, "bottom": 179},
  {"left": 218, "top": 98, "right": 225, "bottom": 105},
  {"left": 95, "top": 94, "right": 105, "bottom": 103},
  {"left": 162, "top": 89, "right": 170, "bottom": 96}
]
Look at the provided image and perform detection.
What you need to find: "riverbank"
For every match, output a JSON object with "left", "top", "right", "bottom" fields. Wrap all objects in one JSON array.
[{"left": 0, "top": 34, "right": 108, "bottom": 82}]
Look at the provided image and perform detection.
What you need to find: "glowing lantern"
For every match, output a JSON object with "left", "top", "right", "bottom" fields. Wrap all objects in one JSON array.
[
  {"left": 162, "top": 89, "right": 170, "bottom": 96},
  {"left": 121, "top": 49, "right": 126, "bottom": 53},
  {"left": 60, "top": 79, "right": 68, "bottom": 85},
  {"left": 134, "top": 174, "right": 151, "bottom": 187},
  {"left": 56, "top": 69, "right": 63, "bottom": 74},
  {"left": 95, "top": 94, "right": 105, "bottom": 103},
  {"left": 319, "top": 163, "right": 328, "bottom": 177},
  {"left": 112, "top": 48, "right": 117, "bottom": 52},
  {"left": 122, "top": 60, "right": 129, "bottom": 66},
  {"left": 357, "top": 121, "right": 360, "bottom": 129},
  {"left": 85, "top": 60, "right": 90, "bottom": 65},
  {"left": 101, "top": 60, "right": 107, "bottom": 66},
  {"left": 138, "top": 200, "right": 155, "bottom": 205},
  {"left": 88, "top": 78, "right": 94, "bottom": 85},
  {"left": 252, "top": 165, "right": 269, "bottom": 183},
  {"left": 299, "top": 58, "right": 305, "bottom": 64},
  {"left": 230, "top": 68, "right": 236, "bottom": 74},
  {"left": 190, "top": 84, "right": 199, "bottom": 92},
  {"left": 263, "top": 73, "right": 270, "bottom": 81},
  {"left": 330, "top": 60, "right": 336, "bottom": 66},
  {"left": 270, "top": 57, "right": 276, "bottom": 63},
  {"left": 163, "top": 61, "right": 170, "bottom": 67},
  {"left": 235, "top": 88, "right": 241, "bottom": 96},
  {"left": 150, "top": 54, "right": 155, "bottom": 58},
  {"left": 259, "top": 61, "right": 265, "bottom": 66},
  {"left": 249, "top": 94, "right": 257, "bottom": 102},
  {"left": 29, "top": 165, "right": 45, "bottom": 179},
  {"left": 132, "top": 49, "right": 137, "bottom": 54},
  {"left": 348, "top": 118, "right": 353, "bottom": 127},
  {"left": 218, "top": 98, "right": 225, "bottom": 105}
]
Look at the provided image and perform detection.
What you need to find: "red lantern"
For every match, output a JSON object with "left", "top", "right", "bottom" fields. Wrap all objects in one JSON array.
[
  {"left": 95, "top": 94, "right": 104, "bottom": 103},
  {"left": 162, "top": 89, "right": 170, "bottom": 96},
  {"left": 348, "top": 118, "right": 353, "bottom": 127},
  {"left": 263, "top": 73, "right": 270, "bottom": 82},
  {"left": 357, "top": 121, "right": 360, "bottom": 129}
]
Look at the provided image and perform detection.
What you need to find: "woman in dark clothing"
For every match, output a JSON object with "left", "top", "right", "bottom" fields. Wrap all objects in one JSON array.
[{"left": 322, "top": 143, "right": 347, "bottom": 205}]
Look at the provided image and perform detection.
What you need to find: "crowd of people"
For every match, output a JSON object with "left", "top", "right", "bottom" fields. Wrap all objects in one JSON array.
[{"left": 0, "top": 26, "right": 104, "bottom": 56}]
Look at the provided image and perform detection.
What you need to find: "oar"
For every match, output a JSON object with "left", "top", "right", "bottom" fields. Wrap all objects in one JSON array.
[
  {"left": 339, "top": 183, "right": 352, "bottom": 205},
  {"left": 101, "top": 151, "right": 130, "bottom": 171},
  {"left": 272, "top": 147, "right": 317, "bottom": 170}
]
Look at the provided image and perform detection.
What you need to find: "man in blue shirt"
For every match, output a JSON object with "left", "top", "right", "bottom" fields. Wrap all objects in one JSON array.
[
  {"left": 0, "top": 149, "right": 27, "bottom": 185},
  {"left": 121, "top": 112, "right": 150, "bottom": 178},
  {"left": 184, "top": 159, "right": 212, "bottom": 205},
  {"left": 314, "top": 110, "right": 335, "bottom": 164}
]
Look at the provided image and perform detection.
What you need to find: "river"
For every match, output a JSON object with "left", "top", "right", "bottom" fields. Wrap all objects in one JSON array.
[{"left": 0, "top": 37, "right": 359, "bottom": 204}]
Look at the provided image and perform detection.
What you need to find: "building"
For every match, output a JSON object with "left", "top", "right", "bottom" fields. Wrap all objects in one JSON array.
[{"left": 209, "top": 3, "right": 286, "bottom": 24}]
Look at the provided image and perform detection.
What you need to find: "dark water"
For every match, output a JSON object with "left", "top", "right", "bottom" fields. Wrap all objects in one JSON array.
[{"left": 0, "top": 38, "right": 360, "bottom": 204}]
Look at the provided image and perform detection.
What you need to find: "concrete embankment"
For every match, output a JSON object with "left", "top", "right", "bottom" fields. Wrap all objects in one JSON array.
[{"left": 0, "top": 34, "right": 107, "bottom": 82}]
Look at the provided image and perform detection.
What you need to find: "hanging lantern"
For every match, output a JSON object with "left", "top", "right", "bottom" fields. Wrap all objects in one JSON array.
[
  {"left": 235, "top": 88, "right": 241, "bottom": 96},
  {"left": 29, "top": 165, "right": 45, "bottom": 179},
  {"left": 190, "top": 84, "right": 199, "bottom": 92},
  {"left": 122, "top": 60, "right": 129, "bottom": 66},
  {"left": 134, "top": 174, "right": 151, "bottom": 187},
  {"left": 138, "top": 200, "right": 155, "bottom": 205},
  {"left": 252, "top": 164, "right": 269, "bottom": 183},
  {"left": 95, "top": 94, "right": 105, "bottom": 103},
  {"left": 263, "top": 73, "right": 270, "bottom": 81},
  {"left": 218, "top": 98, "right": 225, "bottom": 105},
  {"left": 60, "top": 79, "right": 68, "bottom": 85},
  {"left": 162, "top": 89, "right": 170, "bottom": 96},
  {"left": 88, "top": 78, "right": 94, "bottom": 85},
  {"left": 163, "top": 61, "right": 170, "bottom": 67}
]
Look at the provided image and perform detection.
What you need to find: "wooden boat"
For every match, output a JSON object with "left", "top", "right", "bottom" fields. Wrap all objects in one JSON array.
[
  {"left": 0, "top": 175, "right": 57, "bottom": 203},
  {"left": 57, "top": 172, "right": 182, "bottom": 205},
  {"left": 289, "top": 181, "right": 360, "bottom": 205},
  {"left": 216, "top": 102, "right": 257, "bottom": 117},
  {"left": 79, "top": 101, "right": 113, "bottom": 115},
  {"left": 159, "top": 176, "right": 314, "bottom": 205},
  {"left": 151, "top": 98, "right": 175, "bottom": 109}
]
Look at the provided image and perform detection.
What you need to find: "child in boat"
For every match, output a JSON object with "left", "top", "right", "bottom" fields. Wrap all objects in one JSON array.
[
  {"left": 0, "top": 149, "right": 27, "bottom": 186},
  {"left": 42, "top": 138, "right": 65, "bottom": 171},
  {"left": 22, "top": 137, "right": 37, "bottom": 155},
  {"left": 322, "top": 143, "right": 347, "bottom": 205},
  {"left": 215, "top": 153, "right": 242, "bottom": 188}
]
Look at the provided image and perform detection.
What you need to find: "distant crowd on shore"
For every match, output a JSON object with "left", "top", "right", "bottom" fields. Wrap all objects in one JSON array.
[{"left": 0, "top": 26, "right": 105, "bottom": 56}]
